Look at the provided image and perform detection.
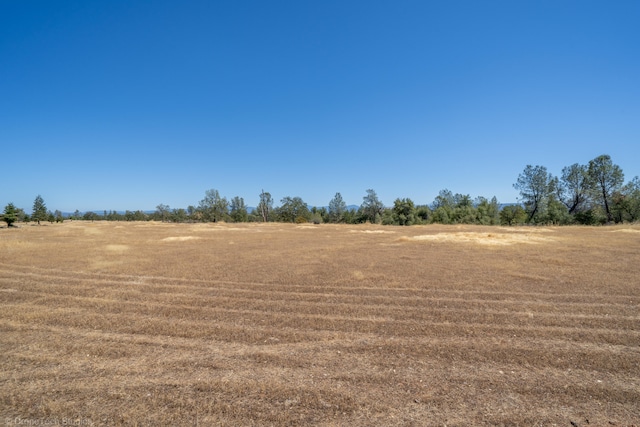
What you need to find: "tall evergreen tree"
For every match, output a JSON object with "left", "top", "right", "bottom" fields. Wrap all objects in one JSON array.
[
  {"left": 328, "top": 192, "right": 347, "bottom": 223},
  {"left": 3, "top": 203, "right": 18, "bottom": 227},
  {"left": 32, "top": 195, "right": 47, "bottom": 225},
  {"left": 360, "top": 189, "right": 384, "bottom": 224}
]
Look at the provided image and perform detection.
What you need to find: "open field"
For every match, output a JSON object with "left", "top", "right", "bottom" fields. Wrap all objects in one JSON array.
[{"left": 1, "top": 221, "right": 639, "bottom": 426}]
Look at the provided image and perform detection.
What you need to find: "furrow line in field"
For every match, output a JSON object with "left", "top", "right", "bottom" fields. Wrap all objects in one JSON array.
[
  {"left": 1, "top": 275, "right": 637, "bottom": 319},
  {"left": 1, "top": 270, "right": 637, "bottom": 309},
  {"left": 2, "top": 316, "right": 638, "bottom": 377},
  {"left": 2, "top": 319, "right": 636, "bottom": 390},
  {"left": 4, "top": 319, "right": 636, "bottom": 362},
  {"left": 4, "top": 288, "right": 639, "bottom": 332},
  {"left": 3, "top": 302, "right": 638, "bottom": 347},
  {"left": 2, "top": 262, "right": 639, "bottom": 301}
]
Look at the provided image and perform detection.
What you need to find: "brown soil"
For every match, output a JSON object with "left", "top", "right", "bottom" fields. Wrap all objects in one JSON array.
[{"left": 1, "top": 222, "right": 638, "bottom": 426}]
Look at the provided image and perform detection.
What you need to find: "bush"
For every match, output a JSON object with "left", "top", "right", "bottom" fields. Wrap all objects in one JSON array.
[{"left": 574, "top": 210, "right": 603, "bottom": 225}]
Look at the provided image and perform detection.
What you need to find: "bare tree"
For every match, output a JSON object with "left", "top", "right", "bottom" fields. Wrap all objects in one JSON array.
[{"left": 258, "top": 190, "right": 273, "bottom": 222}]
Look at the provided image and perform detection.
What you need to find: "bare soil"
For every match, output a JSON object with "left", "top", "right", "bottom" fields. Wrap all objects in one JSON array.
[{"left": 1, "top": 222, "right": 639, "bottom": 426}]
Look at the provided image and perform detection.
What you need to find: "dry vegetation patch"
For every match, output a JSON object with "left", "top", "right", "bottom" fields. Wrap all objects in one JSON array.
[
  {"left": 161, "top": 236, "right": 201, "bottom": 242},
  {"left": 405, "top": 231, "right": 557, "bottom": 245},
  {"left": 610, "top": 228, "right": 640, "bottom": 234},
  {"left": 350, "top": 229, "right": 396, "bottom": 234},
  {"left": 104, "top": 244, "right": 130, "bottom": 252},
  {"left": 1, "top": 222, "right": 639, "bottom": 426}
]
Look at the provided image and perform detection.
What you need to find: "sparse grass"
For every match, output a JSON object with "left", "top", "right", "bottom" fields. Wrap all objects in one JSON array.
[{"left": 1, "top": 221, "right": 639, "bottom": 426}]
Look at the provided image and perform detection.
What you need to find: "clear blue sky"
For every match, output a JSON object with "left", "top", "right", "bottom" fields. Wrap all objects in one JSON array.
[{"left": 2, "top": 1, "right": 639, "bottom": 212}]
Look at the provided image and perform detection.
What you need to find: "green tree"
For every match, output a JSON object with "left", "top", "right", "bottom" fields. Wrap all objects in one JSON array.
[
  {"left": 360, "top": 189, "right": 384, "bottom": 224},
  {"left": 199, "top": 189, "right": 229, "bottom": 222},
  {"left": 544, "top": 196, "right": 572, "bottom": 225},
  {"left": 432, "top": 189, "right": 455, "bottom": 210},
  {"left": 625, "top": 176, "right": 640, "bottom": 222},
  {"left": 328, "top": 192, "right": 347, "bottom": 223},
  {"left": 54, "top": 210, "right": 64, "bottom": 223},
  {"left": 32, "top": 195, "right": 47, "bottom": 225},
  {"left": 230, "top": 196, "right": 248, "bottom": 222},
  {"left": 514, "top": 165, "right": 556, "bottom": 223},
  {"left": 451, "top": 193, "right": 476, "bottom": 224},
  {"left": 611, "top": 176, "right": 640, "bottom": 223},
  {"left": 186, "top": 205, "right": 198, "bottom": 222},
  {"left": 499, "top": 205, "right": 527, "bottom": 225},
  {"left": 3, "top": 203, "right": 18, "bottom": 227},
  {"left": 415, "top": 205, "right": 431, "bottom": 223},
  {"left": 133, "top": 210, "right": 148, "bottom": 221},
  {"left": 392, "top": 198, "right": 416, "bottom": 225},
  {"left": 276, "top": 196, "right": 310, "bottom": 223},
  {"left": 381, "top": 208, "right": 395, "bottom": 225},
  {"left": 171, "top": 208, "right": 188, "bottom": 223},
  {"left": 454, "top": 193, "right": 472, "bottom": 208},
  {"left": 430, "top": 207, "right": 451, "bottom": 224},
  {"left": 155, "top": 204, "right": 171, "bottom": 222},
  {"left": 257, "top": 190, "right": 273, "bottom": 222},
  {"left": 341, "top": 208, "right": 358, "bottom": 224},
  {"left": 573, "top": 209, "right": 601, "bottom": 225},
  {"left": 83, "top": 211, "right": 98, "bottom": 221},
  {"left": 558, "top": 163, "right": 590, "bottom": 215},
  {"left": 309, "top": 206, "right": 327, "bottom": 224},
  {"left": 475, "top": 196, "right": 500, "bottom": 225},
  {"left": 430, "top": 190, "right": 455, "bottom": 224},
  {"left": 587, "top": 154, "right": 624, "bottom": 222}
]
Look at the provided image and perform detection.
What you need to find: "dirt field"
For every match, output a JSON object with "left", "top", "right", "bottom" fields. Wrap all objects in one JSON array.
[{"left": 1, "top": 221, "right": 638, "bottom": 426}]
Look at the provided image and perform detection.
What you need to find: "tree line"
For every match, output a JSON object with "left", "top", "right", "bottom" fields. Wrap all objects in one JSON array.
[
  {"left": 3, "top": 154, "right": 639, "bottom": 228},
  {"left": 512, "top": 154, "right": 639, "bottom": 225}
]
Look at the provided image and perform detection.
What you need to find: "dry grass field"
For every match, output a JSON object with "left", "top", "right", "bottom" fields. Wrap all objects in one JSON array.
[{"left": 1, "top": 221, "right": 639, "bottom": 426}]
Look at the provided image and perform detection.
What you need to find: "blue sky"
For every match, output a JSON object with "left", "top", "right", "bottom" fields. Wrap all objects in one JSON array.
[{"left": 2, "top": 1, "right": 639, "bottom": 212}]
